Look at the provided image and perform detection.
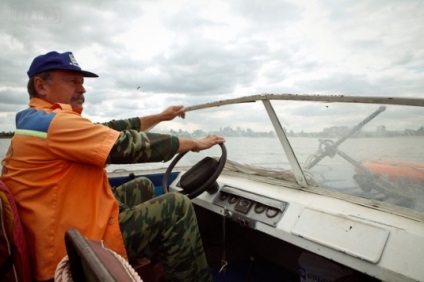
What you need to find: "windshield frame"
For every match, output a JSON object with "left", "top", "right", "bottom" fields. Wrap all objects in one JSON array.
[{"left": 185, "top": 94, "right": 424, "bottom": 222}]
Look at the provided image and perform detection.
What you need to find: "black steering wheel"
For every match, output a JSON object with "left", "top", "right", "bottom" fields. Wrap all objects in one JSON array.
[{"left": 162, "top": 143, "right": 227, "bottom": 199}]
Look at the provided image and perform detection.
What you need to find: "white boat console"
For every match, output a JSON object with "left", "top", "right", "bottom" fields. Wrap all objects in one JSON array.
[{"left": 170, "top": 170, "right": 424, "bottom": 281}]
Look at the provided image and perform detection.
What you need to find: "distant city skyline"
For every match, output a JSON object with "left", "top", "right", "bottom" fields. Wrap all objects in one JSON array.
[
  {"left": 160, "top": 124, "right": 424, "bottom": 138},
  {"left": 1, "top": 125, "right": 423, "bottom": 139}
]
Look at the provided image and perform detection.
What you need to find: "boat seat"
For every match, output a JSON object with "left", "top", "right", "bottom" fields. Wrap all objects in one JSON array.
[{"left": 63, "top": 228, "right": 144, "bottom": 281}]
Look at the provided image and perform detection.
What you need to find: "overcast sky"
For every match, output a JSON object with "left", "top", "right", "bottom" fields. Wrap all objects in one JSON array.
[{"left": 0, "top": 0, "right": 423, "bottom": 133}]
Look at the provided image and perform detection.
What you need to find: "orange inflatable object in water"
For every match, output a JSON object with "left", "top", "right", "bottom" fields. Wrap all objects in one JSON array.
[{"left": 360, "top": 160, "right": 424, "bottom": 184}]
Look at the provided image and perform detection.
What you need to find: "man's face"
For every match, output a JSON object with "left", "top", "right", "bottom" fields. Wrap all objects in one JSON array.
[{"left": 36, "top": 70, "right": 86, "bottom": 109}]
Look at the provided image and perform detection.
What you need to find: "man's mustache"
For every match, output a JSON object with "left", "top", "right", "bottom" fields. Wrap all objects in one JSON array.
[{"left": 71, "top": 95, "right": 85, "bottom": 103}]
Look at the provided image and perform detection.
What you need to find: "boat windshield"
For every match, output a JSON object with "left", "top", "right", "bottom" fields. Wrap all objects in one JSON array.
[
  {"left": 109, "top": 96, "right": 424, "bottom": 215},
  {"left": 172, "top": 98, "right": 424, "bottom": 214},
  {"left": 278, "top": 100, "right": 423, "bottom": 213}
]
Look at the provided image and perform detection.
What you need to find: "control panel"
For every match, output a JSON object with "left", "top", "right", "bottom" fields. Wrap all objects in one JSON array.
[{"left": 212, "top": 185, "right": 288, "bottom": 228}]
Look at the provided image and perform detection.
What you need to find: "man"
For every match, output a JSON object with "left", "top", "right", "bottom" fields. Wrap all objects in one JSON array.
[{"left": 0, "top": 51, "right": 224, "bottom": 281}]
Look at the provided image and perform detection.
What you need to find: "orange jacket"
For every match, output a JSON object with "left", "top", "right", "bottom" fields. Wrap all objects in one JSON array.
[{"left": 1, "top": 98, "right": 126, "bottom": 280}]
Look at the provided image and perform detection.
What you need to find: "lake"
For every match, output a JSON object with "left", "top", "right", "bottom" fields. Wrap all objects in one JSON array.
[
  {"left": 2, "top": 136, "right": 424, "bottom": 212},
  {"left": 2, "top": 135, "right": 423, "bottom": 175}
]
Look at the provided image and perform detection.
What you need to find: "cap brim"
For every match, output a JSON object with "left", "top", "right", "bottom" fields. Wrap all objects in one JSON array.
[
  {"left": 29, "top": 67, "right": 99, "bottom": 78},
  {"left": 80, "top": 70, "right": 99, "bottom": 78}
]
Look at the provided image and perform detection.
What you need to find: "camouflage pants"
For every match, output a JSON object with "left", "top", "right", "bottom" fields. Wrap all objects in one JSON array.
[{"left": 112, "top": 177, "right": 212, "bottom": 282}]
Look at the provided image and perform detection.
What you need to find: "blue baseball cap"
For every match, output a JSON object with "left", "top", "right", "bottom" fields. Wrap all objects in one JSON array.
[{"left": 27, "top": 51, "right": 98, "bottom": 78}]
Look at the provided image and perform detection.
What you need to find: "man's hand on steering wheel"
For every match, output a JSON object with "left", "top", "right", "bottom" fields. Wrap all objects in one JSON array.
[
  {"left": 178, "top": 135, "right": 225, "bottom": 153},
  {"left": 162, "top": 139, "right": 227, "bottom": 199}
]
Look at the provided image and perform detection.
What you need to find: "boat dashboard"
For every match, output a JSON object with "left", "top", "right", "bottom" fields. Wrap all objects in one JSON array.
[
  {"left": 168, "top": 170, "right": 424, "bottom": 282},
  {"left": 212, "top": 184, "right": 288, "bottom": 228}
]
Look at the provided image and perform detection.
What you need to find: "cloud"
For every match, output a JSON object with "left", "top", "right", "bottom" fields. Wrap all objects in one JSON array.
[{"left": 0, "top": 0, "right": 423, "bottom": 133}]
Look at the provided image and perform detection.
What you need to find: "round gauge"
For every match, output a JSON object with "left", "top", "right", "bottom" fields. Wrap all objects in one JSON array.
[
  {"left": 266, "top": 207, "right": 279, "bottom": 218},
  {"left": 229, "top": 195, "right": 238, "bottom": 204},
  {"left": 219, "top": 192, "right": 229, "bottom": 201},
  {"left": 239, "top": 198, "right": 250, "bottom": 207},
  {"left": 254, "top": 203, "right": 266, "bottom": 214}
]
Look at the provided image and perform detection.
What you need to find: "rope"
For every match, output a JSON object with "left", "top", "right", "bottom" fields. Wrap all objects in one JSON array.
[
  {"left": 110, "top": 250, "right": 143, "bottom": 281},
  {"left": 54, "top": 253, "right": 143, "bottom": 282},
  {"left": 54, "top": 256, "right": 73, "bottom": 282}
]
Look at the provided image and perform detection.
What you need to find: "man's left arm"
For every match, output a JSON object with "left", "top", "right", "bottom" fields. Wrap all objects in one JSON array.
[{"left": 106, "top": 131, "right": 224, "bottom": 165}]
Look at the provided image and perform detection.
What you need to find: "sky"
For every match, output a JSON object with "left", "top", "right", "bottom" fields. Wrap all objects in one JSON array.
[{"left": 0, "top": 0, "right": 423, "bottom": 133}]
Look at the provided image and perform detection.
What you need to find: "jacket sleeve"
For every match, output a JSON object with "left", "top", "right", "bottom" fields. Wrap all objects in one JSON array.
[
  {"left": 107, "top": 130, "right": 180, "bottom": 164},
  {"left": 101, "top": 117, "right": 141, "bottom": 131}
]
